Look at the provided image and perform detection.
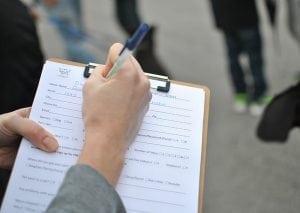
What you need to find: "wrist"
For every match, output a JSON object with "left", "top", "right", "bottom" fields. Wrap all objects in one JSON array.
[{"left": 78, "top": 131, "right": 126, "bottom": 186}]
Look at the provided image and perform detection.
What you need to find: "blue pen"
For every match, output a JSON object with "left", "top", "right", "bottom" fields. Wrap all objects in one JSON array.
[{"left": 106, "top": 23, "right": 150, "bottom": 79}]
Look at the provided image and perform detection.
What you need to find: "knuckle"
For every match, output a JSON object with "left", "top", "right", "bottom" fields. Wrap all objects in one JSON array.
[
  {"left": 141, "top": 76, "right": 151, "bottom": 91},
  {"left": 148, "top": 91, "right": 153, "bottom": 101},
  {"left": 145, "top": 77, "right": 151, "bottom": 90}
]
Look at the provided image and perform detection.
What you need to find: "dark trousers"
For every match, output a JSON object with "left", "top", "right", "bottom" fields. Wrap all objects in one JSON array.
[
  {"left": 0, "top": 0, "right": 44, "bottom": 113},
  {"left": 115, "top": 0, "right": 141, "bottom": 35},
  {"left": 224, "top": 27, "right": 267, "bottom": 101},
  {"left": 0, "top": 0, "right": 44, "bottom": 203}
]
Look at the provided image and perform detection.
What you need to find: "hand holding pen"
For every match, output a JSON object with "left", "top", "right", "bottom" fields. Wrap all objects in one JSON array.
[
  {"left": 106, "top": 23, "right": 150, "bottom": 79},
  {"left": 81, "top": 42, "right": 152, "bottom": 186}
]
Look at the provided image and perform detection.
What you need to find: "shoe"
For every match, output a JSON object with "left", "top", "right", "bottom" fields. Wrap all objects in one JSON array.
[
  {"left": 233, "top": 93, "right": 247, "bottom": 113},
  {"left": 249, "top": 96, "right": 272, "bottom": 117}
]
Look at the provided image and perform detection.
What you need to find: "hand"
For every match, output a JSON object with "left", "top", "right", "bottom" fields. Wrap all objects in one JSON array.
[
  {"left": 78, "top": 43, "right": 151, "bottom": 186},
  {"left": 0, "top": 108, "right": 59, "bottom": 169}
]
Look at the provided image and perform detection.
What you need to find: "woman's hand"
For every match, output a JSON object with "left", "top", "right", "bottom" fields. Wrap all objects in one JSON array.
[
  {"left": 0, "top": 107, "right": 59, "bottom": 169},
  {"left": 78, "top": 43, "right": 151, "bottom": 186}
]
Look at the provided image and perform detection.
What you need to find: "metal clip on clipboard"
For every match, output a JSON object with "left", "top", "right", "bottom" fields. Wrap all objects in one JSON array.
[{"left": 84, "top": 63, "right": 170, "bottom": 93}]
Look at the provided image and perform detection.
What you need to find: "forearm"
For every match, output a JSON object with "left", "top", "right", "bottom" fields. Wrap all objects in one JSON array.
[
  {"left": 78, "top": 130, "right": 126, "bottom": 186},
  {"left": 46, "top": 164, "right": 126, "bottom": 213}
]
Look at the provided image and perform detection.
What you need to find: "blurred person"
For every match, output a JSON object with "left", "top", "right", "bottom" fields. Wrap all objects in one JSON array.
[
  {"left": 115, "top": 0, "right": 170, "bottom": 77},
  {"left": 257, "top": 81, "right": 300, "bottom": 142},
  {"left": 257, "top": 1, "right": 300, "bottom": 142},
  {"left": 0, "top": 0, "right": 44, "bottom": 114},
  {"left": 0, "top": 43, "right": 151, "bottom": 212},
  {"left": 287, "top": 0, "right": 300, "bottom": 45},
  {"left": 38, "top": 0, "right": 97, "bottom": 63},
  {"left": 0, "top": 0, "right": 45, "bottom": 202},
  {"left": 210, "top": 0, "right": 270, "bottom": 116}
]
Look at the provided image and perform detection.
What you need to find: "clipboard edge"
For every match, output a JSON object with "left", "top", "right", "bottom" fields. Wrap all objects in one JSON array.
[
  {"left": 171, "top": 80, "right": 210, "bottom": 213},
  {"left": 47, "top": 58, "right": 85, "bottom": 67},
  {"left": 48, "top": 58, "right": 210, "bottom": 212}
]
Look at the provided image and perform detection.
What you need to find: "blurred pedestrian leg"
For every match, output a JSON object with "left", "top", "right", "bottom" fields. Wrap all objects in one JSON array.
[
  {"left": 0, "top": 0, "right": 44, "bottom": 113},
  {"left": 210, "top": 0, "right": 269, "bottom": 116},
  {"left": 42, "top": 0, "right": 97, "bottom": 63},
  {"left": 0, "top": 0, "right": 45, "bottom": 203},
  {"left": 114, "top": 0, "right": 170, "bottom": 77},
  {"left": 287, "top": 0, "right": 300, "bottom": 45},
  {"left": 224, "top": 27, "right": 267, "bottom": 102}
]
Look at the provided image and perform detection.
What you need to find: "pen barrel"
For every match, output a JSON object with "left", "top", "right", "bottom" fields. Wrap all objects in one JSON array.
[{"left": 106, "top": 49, "right": 133, "bottom": 79}]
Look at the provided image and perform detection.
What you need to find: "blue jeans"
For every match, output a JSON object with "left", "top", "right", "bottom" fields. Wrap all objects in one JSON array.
[
  {"left": 43, "top": 0, "right": 97, "bottom": 63},
  {"left": 224, "top": 27, "right": 267, "bottom": 101}
]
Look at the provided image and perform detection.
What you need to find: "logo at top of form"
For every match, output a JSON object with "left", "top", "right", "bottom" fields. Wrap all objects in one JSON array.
[{"left": 58, "top": 67, "right": 71, "bottom": 78}]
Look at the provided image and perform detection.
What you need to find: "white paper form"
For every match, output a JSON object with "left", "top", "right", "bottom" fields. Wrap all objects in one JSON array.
[{"left": 1, "top": 61, "right": 205, "bottom": 213}]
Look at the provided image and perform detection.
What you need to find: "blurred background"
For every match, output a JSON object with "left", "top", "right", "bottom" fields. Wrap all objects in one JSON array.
[{"left": 14, "top": 0, "right": 300, "bottom": 212}]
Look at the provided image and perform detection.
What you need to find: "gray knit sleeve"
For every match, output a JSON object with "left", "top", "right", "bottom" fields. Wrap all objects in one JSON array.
[{"left": 46, "top": 164, "right": 126, "bottom": 213}]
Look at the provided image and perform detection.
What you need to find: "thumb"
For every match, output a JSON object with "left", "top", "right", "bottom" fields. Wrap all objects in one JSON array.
[
  {"left": 89, "top": 64, "right": 106, "bottom": 82},
  {"left": 102, "top": 43, "right": 124, "bottom": 77},
  {"left": 6, "top": 108, "right": 59, "bottom": 152}
]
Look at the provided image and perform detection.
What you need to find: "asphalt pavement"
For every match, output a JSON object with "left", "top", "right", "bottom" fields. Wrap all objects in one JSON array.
[{"left": 35, "top": 0, "right": 300, "bottom": 212}]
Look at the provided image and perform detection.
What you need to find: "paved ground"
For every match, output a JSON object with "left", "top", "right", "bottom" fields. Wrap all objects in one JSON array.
[{"left": 33, "top": 0, "right": 300, "bottom": 212}]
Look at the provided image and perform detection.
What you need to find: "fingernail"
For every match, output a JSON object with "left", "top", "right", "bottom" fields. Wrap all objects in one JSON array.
[{"left": 43, "top": 137, "right": 59, "bottom": 152}]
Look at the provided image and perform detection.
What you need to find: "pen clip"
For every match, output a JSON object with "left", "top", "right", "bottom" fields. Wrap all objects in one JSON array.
[
  {"left": 84, "top": 64, "right": 171, "bottom": 92},
  {"left": 84, "top": 63, "right": 99, "bottom": 78},
  {"left": 145, "top": 73, "right": 171, "bottom": 93}
]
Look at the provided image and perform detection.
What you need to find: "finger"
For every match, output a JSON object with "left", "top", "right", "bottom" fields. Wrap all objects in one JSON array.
[
  {"left": 5, "top": 112, "right": 59, "bottom": 152},
  {"left": 148, "top": 91, "right": 153, "bottom": 103},
  {"left": 102, "top": 43, "right": 124, "bottom": 77},
  {"left": 15, "top": 107, "right": 31, "bottom": 118},
  {"left": 89, "top": 64, "right": 106, "bottom": 82}
]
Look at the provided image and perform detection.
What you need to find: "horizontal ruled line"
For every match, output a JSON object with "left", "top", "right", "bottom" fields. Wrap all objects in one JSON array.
[
  {"left": 135, "top": 141, "right": 190, "bottom": 151},
  {"left": 121, "top": 195, "right": 185, "bottom": 207},
  {"left": 51, "top": 126, "right": 72, "bottom": 131},
  {"left": 176, "top": 97, "right": 190, "bottom": 102},
  {"left": 56, "top": 106, "right": 81, "bottom": 112},
  {"left": 149, "top": 110, "right": 191, "bottom": 118},
  {"left": 48, "top": 112, "right": 81, "bottom": 119},
  {"left": 151, "top": 91, "right": 191, "bottom": 102},
  {"left": 119, "top": 182, "right": 186, "bottom": 194},
  {"left": 143, "top": 122, "right": 191, "bottom": 131},
  {"left": 46, "top": 97, "right": 81, "bottom": 105},
  {"left": 151, "top": 103, "right": 192, "bottom": 112},
  {"left": 56, "top": 92, "right": 82, "bottom": 99},
  {"left": 140, "top": 129, "right": 189, "bottom": 138},
  {"left": 145, "top": 116, "right": 192, "bottom": 125}
]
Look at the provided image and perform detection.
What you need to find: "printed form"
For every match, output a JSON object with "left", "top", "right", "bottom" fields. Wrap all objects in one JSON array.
[{"left": 1, "top": 61, "right": 205, "bottom": 213}]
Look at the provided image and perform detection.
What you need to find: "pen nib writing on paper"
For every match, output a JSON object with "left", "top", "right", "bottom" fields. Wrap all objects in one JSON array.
[{"left": 106, "top": 23, "right": 150, "bottom": 79}]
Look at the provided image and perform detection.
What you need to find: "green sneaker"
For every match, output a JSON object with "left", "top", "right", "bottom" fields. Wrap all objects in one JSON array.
[
  {"left": 233, "top": 93, "right": 247, "bottom": 113},
  {"left": 249, "top": 95, "right": 272, "bottom": 117}
]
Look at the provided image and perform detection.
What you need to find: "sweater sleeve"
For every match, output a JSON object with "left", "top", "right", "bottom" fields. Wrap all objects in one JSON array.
[{"left": 46, "top": 164, "right": 126, "bottom": 213}]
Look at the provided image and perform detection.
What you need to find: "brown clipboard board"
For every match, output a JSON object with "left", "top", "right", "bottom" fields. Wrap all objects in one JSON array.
[
  {"left": 48, "top": 58, "right": 210, "bottom": 213},
  {"left": 172, "top": 81, "right": 209, "bottom": 213}
]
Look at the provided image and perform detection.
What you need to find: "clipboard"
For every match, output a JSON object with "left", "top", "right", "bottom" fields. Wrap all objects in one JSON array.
[
  {"left": 48, "top": 58, "right": 210, "bottom": 213},
  {"left": 1, "top": 58, "right": 209, "bottom": 213}
]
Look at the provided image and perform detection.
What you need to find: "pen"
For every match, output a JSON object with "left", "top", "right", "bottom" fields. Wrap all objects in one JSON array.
[{"left": 106, "top": 23, "right": 150, "bottom": 79}]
